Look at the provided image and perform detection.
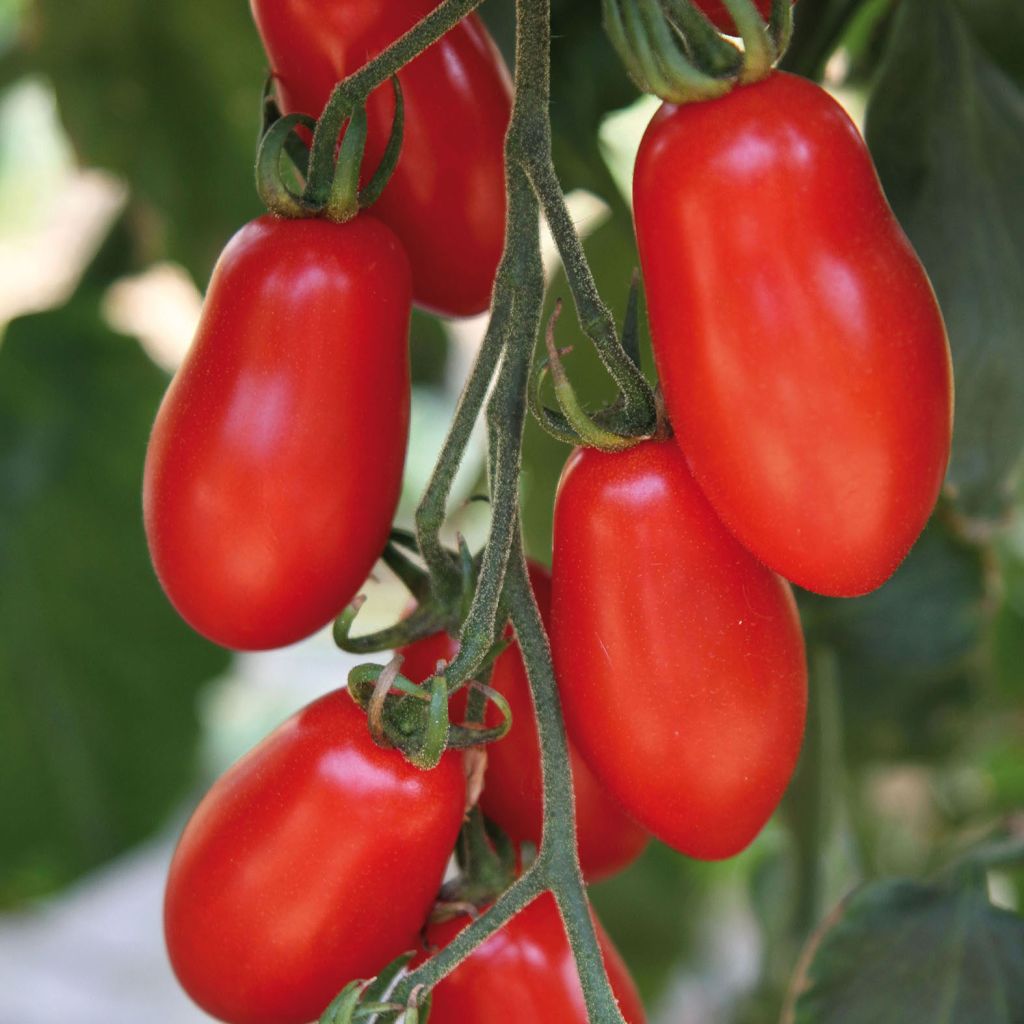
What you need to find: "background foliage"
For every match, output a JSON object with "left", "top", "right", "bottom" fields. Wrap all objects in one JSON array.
[{"left": 0, "top": 0, "right": 1021, "bottom": 1020}]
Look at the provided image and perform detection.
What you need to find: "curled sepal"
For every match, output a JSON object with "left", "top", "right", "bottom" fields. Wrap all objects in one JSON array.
[
  {"left": 319, "top": 980, "right": 366, "bottom": 1024},
  {"left": 448, "top": 680, "right": 513, "bottom": 748},
  {"left": 349, "top": 658, "right": 451, "bottom": 769},
  {"left": 326, "top": 103, "right": 369, "bottom": 223},
  {"left": 360, "top": 76, "right": 406, "bottom": 210},
  {"left": 334, "top": 597, "right": 448, "bottom": 655},
  {"left": 720, "top": 0, "right": 777, "bottom": 82},
  {"left": 255, "top": 112, "right": 317, "bottom": 218},
  {"left": 318, "top": 953, "right": 419, "bottom": 1024},
  {"left": 435, "top": 809, "right": 517, "bottom": 920},
  {"left": 541, "top": 301, "right": 646, "bottom": 453},
  {"left": 381, "top": 537, "right": 434, "bottom": 604},
  {"left": 766, "top": 0, "right": 794, "bottom": 59},
  {"left": 604, "top": 0, "right": 734, "bottom": 105}
]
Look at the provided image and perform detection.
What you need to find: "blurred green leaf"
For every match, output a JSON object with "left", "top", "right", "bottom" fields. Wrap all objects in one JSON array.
[
  {"left": 0, "top": 237, "right": 228, "bottom": 905},
  {"left": 590, "top": 842, "right": 706, "bottom": 1002},
  {"left": 866, "top": 0, "right": 1024, "bottom": 521},
  {"left": 801, "top": 518, "right": 990, "bottom": 760},
  {"left": 788, "top": 877, "right": 1024, "bottom": 1023},
  {"left": 12, "top": 0, "right": 266, "bottom": 279}
]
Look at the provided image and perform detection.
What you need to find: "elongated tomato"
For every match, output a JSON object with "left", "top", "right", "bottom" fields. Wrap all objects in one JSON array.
[
  {"left": 634, "top": 72, "right": 953, "bottom": 597},
  {"left": 144, "top": 215, "right": 411, "bottom": 650},
  {"left": 551, "top": 441, "right": 807, "bottom": 860},
  {"left": 250, "top": 0, "right": 511, "bottom": 318},
  {"left": 165, "top": 690, "right": 465, "bottom": 1024},
  {"left": 413, "top": 895, "right": 646, "bottom": 1024},
  {"left": 400, "top": 565, "right": 648, "bottom": 882}
]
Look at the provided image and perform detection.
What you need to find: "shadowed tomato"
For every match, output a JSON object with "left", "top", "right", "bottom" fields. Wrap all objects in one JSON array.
[
  {"left": 250, "top": 0, "right": 512, "bottom": 318},
  {"left": 551, "top": 441, "right": 807, "bottom": 860},
  {"left": 413, "top": 894, "right": 646, "bottom": 1023},
  {"left": 696, "top": 0, "right": 794, "bottom": 34},
  {"left": 400, "top": 565, "right": 648, "bottom": 882},
  {"left": 144, "top": 215, "right": 410, "bottom": 650},
  {"left": 164, "top": 690, "right": 465, "bottom": 1024},
  {"left": 634, "top": 72, "right": 953, "bottom": 597}
]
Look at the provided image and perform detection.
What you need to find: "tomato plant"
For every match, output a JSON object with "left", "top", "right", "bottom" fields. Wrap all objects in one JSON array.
[
  {"left": 164, "top": 690, "right": 465, "bottom": 1024},
  {"left": 413, "top": 894, "right": 646, "bottom": 1023},
  {"left": 551, "top": 440, "right": 808, "bottom": 860},
  {"left": 250, "top": 0, "right": 511, "bottom": 318},
  {"left": 633, "top": 71, "right": 953, "bottom": 598},
  {"left": 143, "top": 215, "right": 411, "bottom": 651},
  {"left": 400, "top": 564, "right": 649, "bottom": 881}
]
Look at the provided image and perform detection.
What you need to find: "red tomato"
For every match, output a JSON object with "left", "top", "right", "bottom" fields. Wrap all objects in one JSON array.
[
  {"left": 633, "top": 73, "right": 953, "bottom": 597},
  {"left": 143, "top": 215, "right": 410, "bottom": 651},
  {"left": 250, "top": 0, "right": 511, "bottom": 318},
  {"left": 551, "top": 441, "right": 807, "bottom": 860},
  {"left": 400, "top": 565, "right": 648, "bottom": 882},
  {"left": 695, "top": 0, "right": 793, "bottom": 34},
  {"left": 413, "top": 894, "right": 646, "bottom": 1024},
  {"left": 165, "top": 690, "right": 465, "bottom": 1024}
]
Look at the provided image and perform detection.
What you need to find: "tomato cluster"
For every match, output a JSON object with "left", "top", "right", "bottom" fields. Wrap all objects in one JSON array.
[{"left": 148, "top": 2, "right": 954, "bottom": 1022}]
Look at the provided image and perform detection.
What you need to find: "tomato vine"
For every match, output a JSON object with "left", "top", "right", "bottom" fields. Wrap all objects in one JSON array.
[{"left": 306, "top": 0, "right": 657, "bottom": 1019}]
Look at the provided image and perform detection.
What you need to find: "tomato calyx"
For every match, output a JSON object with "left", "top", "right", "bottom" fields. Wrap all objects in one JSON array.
[
  {"left": 603, "top": 0, "right": 793, "bottom": 104},
  {"left": 256, "top": 75, "right": 405, "bottom": 223},
  {"left": 317, "top": 954, "right": 424, "bottom": 1024},
  {"left": 430, "top": 808, "right": 520, "bottom": 927},
  {"left": 530, "top": 287, "right": 667, "bottom": 452}
]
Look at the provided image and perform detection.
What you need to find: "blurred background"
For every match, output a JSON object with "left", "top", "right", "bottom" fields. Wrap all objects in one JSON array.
[{"left": 0, "top": 0, "right": 1022, "bottom": 1022}]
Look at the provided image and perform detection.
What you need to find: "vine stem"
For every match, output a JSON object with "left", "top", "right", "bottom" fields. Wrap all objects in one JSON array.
[{"left": 386, "top": 1, "right": 630, "bottom": 1021}]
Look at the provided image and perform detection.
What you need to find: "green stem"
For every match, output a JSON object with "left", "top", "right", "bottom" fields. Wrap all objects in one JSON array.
[
  {"left": 522, "top": 150, "right": 657, "bottom": 437},
  {"left": 391, "top": 2, "right": 632, "bottom": 1020},
  {"left": 303, "top": 0, "right": 485, "bottom": 207},
  {"left": 414, "top": 261, "right": 513, "bottom": 605}
]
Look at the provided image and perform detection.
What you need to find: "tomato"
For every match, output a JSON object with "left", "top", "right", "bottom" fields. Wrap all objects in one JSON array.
[
  {"left": 165, "top": 690, "right": 465, "bottom": 1024},
  {"left": 551, "top": 440, "right": 807, "bottom": 860},
  {"left": 695, "top": 0, "right": 794, "bottom": 35},
  {"left": 143, "top": 215, "right": 410, "bottom": 651},
  {"left": 633, "top": 72, "right": 953, "bottom": 597},
  {"left": 413, "top": 894, "right": 646, "bottom": 1023},
  {"left": 400, "top": 564, "right": 648, "bottom": 882},
  {"left": 250, "top": 0, "right": 512, "bottom": 318}
]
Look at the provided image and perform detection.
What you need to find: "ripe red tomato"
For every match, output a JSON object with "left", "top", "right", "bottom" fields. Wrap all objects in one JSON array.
[
  {"left": 250, "top": 0, "right": 511, "bottom": 318},
  {"left": 400, "top": 564, "right": 648, "bottom": 882},
  {"left": 551, "top": 441, "right": 807, "bottom": 860},
  {"left": 695, "top": 0, "right": 794, "bottom": 34},
  {"left": 413, "top": 894, "right": 646, "bottom": 1023},
  {"left": 165, "top": 690, "right": 465, "bottom": 1024},
  {"left": 143, "top": 215, "right": 410, "bottom": 651},
  {"left": 633, "top": 72, "right": 953, "bottom": 597}
]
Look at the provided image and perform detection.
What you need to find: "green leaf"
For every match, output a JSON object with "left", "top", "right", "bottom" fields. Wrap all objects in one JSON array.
[
  {"left": 12, "top": 0, "right": 266, "bottom": 279},
  {"left": 866, "top": 0, "right": 1024, "bottom": 521},
  {"left": 800, "top": 517, "right": 990, "bottom": 760},
  {"left": 788, "top": 878, "right": 1024, "bottom": 1023},
  {"left": 0, "top": 280, "right": 228, "bottom": 904}
]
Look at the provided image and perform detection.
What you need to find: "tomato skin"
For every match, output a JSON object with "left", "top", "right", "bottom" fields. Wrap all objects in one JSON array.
[
  {"left": 551, "top": 441, "right": 807, "bottom": 860},
  {"left": 399, "top": 565, "right": 648, "bottom": 882},
  {"left": 413, "top": 894, "right": 646, "bottom": 1024},
  {"left": 143, "top": 215, "right": 410, "bottom": 651},
  {"left": 695, "top": 0, "right": 792, "bottom": 34},
  {"left": 633, "top": 72, "right": 953, "bottom": 598},
  {"left": 164, "top": 690, "right": 465, "bottom": 1024},
  {"left": 250, "top": 0, "right": 512, "bottom": 318}
]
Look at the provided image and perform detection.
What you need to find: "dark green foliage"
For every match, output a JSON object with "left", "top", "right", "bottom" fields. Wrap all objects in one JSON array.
[
  {"left": 790, "top": 877, "right": 1024, "bottom": 1023},
  {"left": 867, "top": 0, "right": 1024, "bottom": 521},
  {"left": 0, "top": 236, "right": 228, "bottom": 904}
]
